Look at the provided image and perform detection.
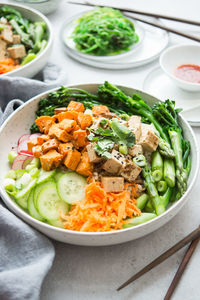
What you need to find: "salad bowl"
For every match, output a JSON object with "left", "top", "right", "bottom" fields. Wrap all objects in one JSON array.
[
  {"left": 0, "top": 2, "right": 53, "bottom": 78},
  {"left": 0, "top": 84, "right": 198, "bottom": 246}
]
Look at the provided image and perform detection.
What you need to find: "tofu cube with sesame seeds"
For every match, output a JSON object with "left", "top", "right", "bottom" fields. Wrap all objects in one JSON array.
[{"left": 102, "top": 150, "right": 126, "bottom": 174}]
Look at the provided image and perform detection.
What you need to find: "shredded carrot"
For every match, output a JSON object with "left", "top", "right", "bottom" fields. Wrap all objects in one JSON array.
[
  {"left": 0, "top": 58, "right": 19, "bottom": 74},
  {"left": 60, "top": 182, "right": 141, "bottom": 232}
]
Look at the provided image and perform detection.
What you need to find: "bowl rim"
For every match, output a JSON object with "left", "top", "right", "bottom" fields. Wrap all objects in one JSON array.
[
  {"left": 0, "top": 2, "right": 53, "bottom": 77},
  {"left": 159, "top": 44, "right": 200, "bottom": 88},
  {"left": 0, "top": 83, "right": 199, "bottom": 237}
]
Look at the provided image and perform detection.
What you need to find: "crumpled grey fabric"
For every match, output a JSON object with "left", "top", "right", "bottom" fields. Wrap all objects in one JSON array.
[{"left": 0, "top": 63, "right": 67, "bottom": 300}]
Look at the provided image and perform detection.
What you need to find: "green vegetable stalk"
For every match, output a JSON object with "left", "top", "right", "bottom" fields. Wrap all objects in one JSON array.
[
  {"left": 163, "top": 158, "right": 175, "bottom": 188},
  {"left": 134, "top": 155, "right": 165, "bottom": 215},
  {"left": 152, "top": 151, "right": 163, "bottom": 182},
  {"left": 123, "top": 213, "right": 156, "bottom": 228}
]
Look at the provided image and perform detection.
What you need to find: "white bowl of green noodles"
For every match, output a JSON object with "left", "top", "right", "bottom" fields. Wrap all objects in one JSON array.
[{"left": 62, "top": 8, "right": 145, "bottom": 62}]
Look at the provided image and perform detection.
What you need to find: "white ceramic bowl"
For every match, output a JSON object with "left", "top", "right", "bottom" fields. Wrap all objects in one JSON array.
[
  {"left": 11, "top": 0, "right": 60, "bottom": 15},
  {"left": 1, "top": 2, "right": 53, "bottom": 78},
  {"left": 160, "top": 45, "right": 200, "bottom": 92},
  {"left": 0, "top": 84, "right": 198, "bottom": 246}
]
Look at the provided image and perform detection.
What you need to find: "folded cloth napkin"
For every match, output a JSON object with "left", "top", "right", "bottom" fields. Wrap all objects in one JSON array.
[{"left": 0, "top": 63, "right": 67, "bottom": 300}]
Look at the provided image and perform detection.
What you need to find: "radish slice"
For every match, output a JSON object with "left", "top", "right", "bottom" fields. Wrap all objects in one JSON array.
[
  {"left": 18, "top": 134, "right": 30, "bottom": 145},
  {"left": 20, "top": 150, "right": 33, "bottom": 156},
  {"left": 12, "top": 155, "right": 30, "bottom": 170},
  {"left": 22, "top": 157, "right": 34, "bottom": 169},
  {"left": 30, "top": 133, "right": 41, "bottom": 140},
  {"left": 17, "top": 140, "right": 28, "bottom": 154}
]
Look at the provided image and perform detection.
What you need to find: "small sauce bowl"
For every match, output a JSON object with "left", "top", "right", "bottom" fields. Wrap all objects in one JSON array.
[{"left": 160, "top": 45, "right": 200, "bottom": 92}]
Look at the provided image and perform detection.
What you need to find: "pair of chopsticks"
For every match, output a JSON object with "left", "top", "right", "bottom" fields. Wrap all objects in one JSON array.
[
  {"left": 117, "top": 226, "right": 200, "bottom": 299},
  {"left": 68, "top": 1, "right": 200, "bottom": 43}
]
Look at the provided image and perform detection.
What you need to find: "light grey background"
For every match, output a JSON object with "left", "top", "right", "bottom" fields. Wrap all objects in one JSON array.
[{"left": 6, "top": 0, "right": 200, "bottom": 299}]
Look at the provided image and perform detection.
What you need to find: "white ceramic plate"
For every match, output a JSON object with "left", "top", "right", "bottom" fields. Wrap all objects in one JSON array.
[
  {"left": 0, "top": 84, "right": 198, "bottom": 246},
  {"left": 0, "top": 2, "right": 53, "bottom": 78},
  {"left": 143, "top": 66, "right": 200, "bottom": 127},
  {"left": 61, "top": 15, "right": 168, "bottom": 69},
  {"left": 61, "top": 11, "right": 145, "bottom": 62}
]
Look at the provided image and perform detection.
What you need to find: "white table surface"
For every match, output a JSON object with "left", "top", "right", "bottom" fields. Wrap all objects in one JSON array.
[{"left": 8, "top": 0, "right": 200, "bottom": 299}]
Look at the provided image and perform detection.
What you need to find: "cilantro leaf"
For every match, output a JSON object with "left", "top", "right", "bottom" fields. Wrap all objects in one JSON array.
[{"left": 111, "top": 118, "right": 135, "bottom": 147}]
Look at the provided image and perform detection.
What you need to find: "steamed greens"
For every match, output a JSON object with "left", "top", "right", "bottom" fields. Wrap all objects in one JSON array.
[{"left": 72, "top": 7, "right": 139, "bottom": 56}]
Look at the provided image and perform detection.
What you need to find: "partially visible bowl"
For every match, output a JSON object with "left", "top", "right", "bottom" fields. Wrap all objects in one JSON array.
[
  {"left": 160, "top": 45, "right": 200, "bottom": 92},
  {"left": 0, "top": 84, "right": 198, "bottom": 246},
  {"left": 1, "top": 2, "right": 53, "bottom": 78},
  {"left": 11, "top": 0, "right": 60, "bottom": 15}
]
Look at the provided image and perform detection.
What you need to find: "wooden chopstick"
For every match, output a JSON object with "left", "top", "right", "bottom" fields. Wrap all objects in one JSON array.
[
  {"left": 68, "top": 1, "right": 200, "bottom": 26},
  {"left": 123, "top": 13, "right": 200, "bottom": 43},
  {"left": 117, "top": 225, "right": 200, "bottom": 291},
  {"left": 68, "top": 1, "right": 200, "bottom": 43},
  {"left": 164, "top": 237, "right": 200, "bottom": 300}
]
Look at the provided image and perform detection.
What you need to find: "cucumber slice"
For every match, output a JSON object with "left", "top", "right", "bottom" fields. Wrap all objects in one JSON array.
[
  {"left": 54, "top": 170, "right": 65, "bottom": 182},
  {"left": 57, "top": 172, "right": 87, "bottom": 204},
  {"left": 15, "top": 178, "right": 37, "bottom": 200},
  {"left": 48, "top": 219, "right": 64, "bottom": 228},
  {"left": 28, "top": 190, "right": 44, "bottom": 221},
  {"left": 37, "top": 169, "right": 56, "bottom": 184},
  {"left": 36, "top": 181, "right": 69, "bottom": 220},
  {"left": 33, "top": 179, "right": 54, "bottom": 207},
  {"left": 16, "top": 192, "right": 30, "bottom": 209}
]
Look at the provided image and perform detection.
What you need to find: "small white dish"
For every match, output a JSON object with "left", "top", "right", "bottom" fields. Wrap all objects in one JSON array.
[
  {"left": 143, "top": 66, "right": 200, "bottom": 126},
  {"left": 61, "top": 15, "right": 168, "bottom": 69},
  {"left": 0, "top": 83, "right": 198, "bottom": 246},
  {"left": 160, "top": 45, "right": 200, "bottom": 92},
  {"left": 0, "top": 2, "right": 53, "bottom": 78}
]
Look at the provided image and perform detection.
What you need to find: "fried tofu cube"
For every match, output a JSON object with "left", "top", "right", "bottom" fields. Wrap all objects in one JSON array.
[
  {"left": 13, "top": 34, "right": 21, "bottom": 44},
  {"left": 42, "top": 138, "right": 59, "bottom": 154},
  {"left": 76, "top": 152, "right": 93, "bottom": 177},
  {"left": 128, "top": 115, "right": 141, "bottom": 143},
  {"left": 27, "top": 138, "right": 38, "bottom": 152},
  {"left": 120, "top": 162, "right": 142, "bottom": 182},
  {"left": 40, "top": 150, "right": 63, "bottom": 171},
  {"left": 54, "top": 107, "right": 67, "bottom": 115},
  {"left": 86, "top": 143, "right": 102, "bottom": 163},
  {"left": 8, "top": 45, "right": 26, "bottom": 59},
  {"left": 73, "top": 130, "right": 87, "bottom": 148},
  {"left": 37, "top": 135, "right": 50, "bottom": 145},
  {"left": 67, "top": 101, "right": 85, "bottom": 112},
  {"left": 48, "top": 124, "right": 72, "bottom": 142},
  {"left": 128, "top": 144, "right": 143, "bottom": 157},
  {"left": 102, "top": 150, "right": 126, "bottom": 174},
  {"left": 58, "top": 142, "right": 73, "bottom": 156},
  {"left": 1, "top": 26, "right": 13, "bottom": 43},
  {"left": 0, "top": 39, "right": 6, "bottom": 59},
  {"left": 35, "top": 116, "right": 54, "bottom": 134},
  {"left": 59, "top": 119, "right": 77, "bottom": 132},
  {"left": 138, "top": 124, "right": 159, "bottom": 152},
  {"left": 63, "top": 149, "right": 81, "bottom": 170},
  {"left": 101, "top": 177, "right": 124, "bottom": 193},
  {"left": 33, "top": 145, "right": 43, "bottom": 158}
]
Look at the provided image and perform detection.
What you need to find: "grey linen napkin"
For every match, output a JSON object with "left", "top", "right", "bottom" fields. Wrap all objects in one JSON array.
[{"left": 0, "top": 63, "right": 67, "bottom": 300}]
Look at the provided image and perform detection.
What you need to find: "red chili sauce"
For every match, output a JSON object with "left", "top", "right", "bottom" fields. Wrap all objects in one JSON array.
[{"left": 174, "top": 64, "right": 200, "bottom": 84}]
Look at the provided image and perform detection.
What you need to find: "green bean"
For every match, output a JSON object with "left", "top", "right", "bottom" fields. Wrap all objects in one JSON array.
[
  {"left": 160, "top": 187, "right": 173, "bottom": 208},
  {"left": 123, "top": 213, "right": 156, "bottom": 228},
  {"left": 157, "top": 181, "right": 167, "bottom": 193},
  {"left": 152, "top": 170, "right": 163, "bottom": 182},
  {"left": 152, "top": 150, "right": 163, "bottom": 174},
  {"left": 136, "top": 193, "right": 149, "bottom": 210},
  {"left": 21, "top": 53, "right": 36, "bottom": 66},
  {"left": 145, "top": 200, "right": 155, "bottom": 213}
]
